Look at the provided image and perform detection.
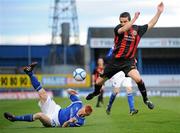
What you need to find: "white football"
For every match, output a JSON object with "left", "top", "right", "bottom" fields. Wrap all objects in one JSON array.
[{"left": 73, "top": 68, "right": 86, "bottom": 81}]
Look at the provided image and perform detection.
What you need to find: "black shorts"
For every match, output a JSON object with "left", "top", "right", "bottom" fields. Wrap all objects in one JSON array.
[{"left": 100, "top": 58, "right": 136, "bottom": 79}]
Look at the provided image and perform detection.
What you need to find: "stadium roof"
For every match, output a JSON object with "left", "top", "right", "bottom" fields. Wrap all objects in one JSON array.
[{"left": 88, "top": 27, "right": 180, "bottom": 38}]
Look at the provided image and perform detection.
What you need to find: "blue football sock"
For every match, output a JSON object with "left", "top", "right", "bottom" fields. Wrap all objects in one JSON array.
[
  {"left": 28, "top": 72, "right": 42, "bottom": 91},
  {"left": 15, "top": 114, "right": 33, "bottom": 122},
  {"left": 108, "top": 93, "right": 117, "bottom": 109},
  {"left": 127, "top": 93, "right": 134, "bottom": 111},
  {"left": 27, "top": 71, "right": 33, "bottom": 77}
]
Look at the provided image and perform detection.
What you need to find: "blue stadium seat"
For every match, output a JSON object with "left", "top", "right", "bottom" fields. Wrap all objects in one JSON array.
[{"left": 142, "top": 58, "right": 180, "bottom": 75}]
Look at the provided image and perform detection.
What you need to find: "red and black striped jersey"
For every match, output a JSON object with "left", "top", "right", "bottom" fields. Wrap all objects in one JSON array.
[
  {"left": 113, "top": 24, "right": 148, "bottom": 59},
  {"left": 93, "top": 66, "right": 104, "bottom": 81}
]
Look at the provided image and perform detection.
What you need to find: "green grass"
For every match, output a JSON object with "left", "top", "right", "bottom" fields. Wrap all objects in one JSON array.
[{"left": 1, "top": 97, "right": 180, "bottom": 133}]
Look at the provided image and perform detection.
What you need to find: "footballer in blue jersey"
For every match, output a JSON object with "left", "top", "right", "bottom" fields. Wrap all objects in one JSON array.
[
  {"left": 4, "top": 62, "right": 93, "bottom": 128},
  {"left": 59, "top": 91, "right": 89, "bottom": 127},
  {"left": 105, "top": 47, "right": 138, "bottom": 115}
]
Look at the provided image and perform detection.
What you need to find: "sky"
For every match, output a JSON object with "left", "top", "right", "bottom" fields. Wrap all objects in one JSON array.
[{"left": 0, "top": 0, "right": 180, "bottom": 45}]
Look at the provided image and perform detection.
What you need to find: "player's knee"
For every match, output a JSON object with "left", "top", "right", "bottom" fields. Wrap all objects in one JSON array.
[
  {"left": 113, "top": 87, "right": 120, "bottom": 94},
  {"left": 136, "top": 79, "right": 143, "bottom": 85},
  {"left": 114, "top": 92, "right": 118, "bottom": 95},
  {"left": 126, "top": 87, "right": 132, "bottom": 94},
  {"left": 134, "top": 78, "right": 142, "bottom": 84},
  {"left": 39, "top": 91, "right": 48, "bottom": 102},
  {"left": 34, "top": 112, "right": 44, "bottom": 119}
]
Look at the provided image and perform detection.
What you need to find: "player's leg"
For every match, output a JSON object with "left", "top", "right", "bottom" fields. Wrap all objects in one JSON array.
[
  {"left": 4, "top": 112, "right": 33, "bottom": 122},
  {"left": 96, "top": 89, "right": 104, "bottom": 107},
  {"left": 23, "top": 62, "right": 48, "bottom": 103},
  {"left": 106, "top": 71, "right": 125, "bottom": 114},
  {"left": 128, "top": 69, "right": 154, "bottom": 109},
  {"left": 4, "top": 112, "right": 51, "bottom": 127},
  {"left": 96, "top": 92, "right": 102, "bottom": 107},
  {"left": 126, "top": 86, "right": 138, "bottom": 115},
  {"left": 23, "top": 62, "right": 59, "bottom": 126},
  {"left": 100, "top": 88, "right": 104, "bottom": 104},
  {"left": 86, "top": 77, "right": 107, "bottom": 100},
  {"left": 33, "top": 112, "right": 52, "bottom": 127},
  {"left": 123, "top": 77, "right": 138, "bottom": 115},
  {"left": 5, "top": 63, "right": 59, "bottom": 127},
  {"left": 106, "top": 87, "right": 120, "bottom": 115},
  {"left": 86, "top": 61, "right": 117, "bottom": 100}
]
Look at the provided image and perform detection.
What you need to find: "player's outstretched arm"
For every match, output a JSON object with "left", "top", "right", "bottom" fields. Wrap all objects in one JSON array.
[
  {"left": 67, "top": 88, "right": 78, "bottom": 95},
  {"left": 148, "top": 2, "right": 164, "bottom": 30},
  {"left": 67, "top": 88, "right": 81, "bottom": 102},
  {"left": 118, "top": 12, "right": 140, "bottom": 34}
]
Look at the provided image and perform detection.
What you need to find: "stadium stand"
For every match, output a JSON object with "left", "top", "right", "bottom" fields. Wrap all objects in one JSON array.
[
  {"left": 87, "top": 27, "right": 180, "bottom": 75},
  {"left": 0, "top": 45, "right": 85, "bottom": 74}
]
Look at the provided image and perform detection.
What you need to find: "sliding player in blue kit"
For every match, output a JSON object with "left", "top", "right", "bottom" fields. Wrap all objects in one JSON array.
[{"left": 4, "top": 62, "right": 93, "bottom": 128}]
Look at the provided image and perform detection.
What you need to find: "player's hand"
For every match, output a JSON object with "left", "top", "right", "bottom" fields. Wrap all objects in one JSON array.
[
  {"left": 134, "top": 12, "right": 140, "bottom": 19},
  {"left": 157, "top": 2, "right": 164, "bottom": 13},
  {"left": 67, "top": 88, "right": 78, "bottom": 95},
  {"left": 69, "top": 117, "right": 77, "bottom": 123}
]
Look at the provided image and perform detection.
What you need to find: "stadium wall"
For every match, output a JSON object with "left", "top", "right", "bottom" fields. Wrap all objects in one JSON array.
[{"left": 0, "top": 74, "right": 91, "bottom": 89}]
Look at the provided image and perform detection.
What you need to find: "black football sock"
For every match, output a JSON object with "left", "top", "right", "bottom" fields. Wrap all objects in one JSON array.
[
  {"left": 137, "top": 80, "right": 148, "bottom": 102},
  {"left": 96, "top": 96, "right": 100, "bottom": 107},
  {"left": 99, "top": 91, "right": 103, "bottom": 103},
  {"left": 97, "top": 92, "right": 103, "bottom": 105},
  {"left": 94, "top": 84, "right": 102, "bottom": 95}
]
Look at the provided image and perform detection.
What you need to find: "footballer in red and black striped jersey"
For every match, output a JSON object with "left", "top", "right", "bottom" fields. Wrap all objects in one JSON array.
[
  {"left": 86, "top": 2, "right": 164, "bottom": 110},
  {"left": 92, "top": 58, "right": 105, "bottom": 107}
]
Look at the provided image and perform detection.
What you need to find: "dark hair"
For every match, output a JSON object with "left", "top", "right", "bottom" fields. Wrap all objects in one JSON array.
[{"left": 119, "top": 12, "right": 131, "bottom": 21}]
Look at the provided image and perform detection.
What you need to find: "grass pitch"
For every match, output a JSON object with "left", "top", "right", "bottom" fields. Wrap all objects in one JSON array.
[{"left": 1, "top": 96, "right": 180, "bottom": 133}]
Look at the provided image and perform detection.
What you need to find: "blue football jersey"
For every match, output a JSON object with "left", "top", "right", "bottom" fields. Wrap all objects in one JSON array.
[
  {"left": 58, "top": 94, "right": 85, "bottom": 127},
  {"left": 106, "top": 47, "right": 114, "bottom": 58}
]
